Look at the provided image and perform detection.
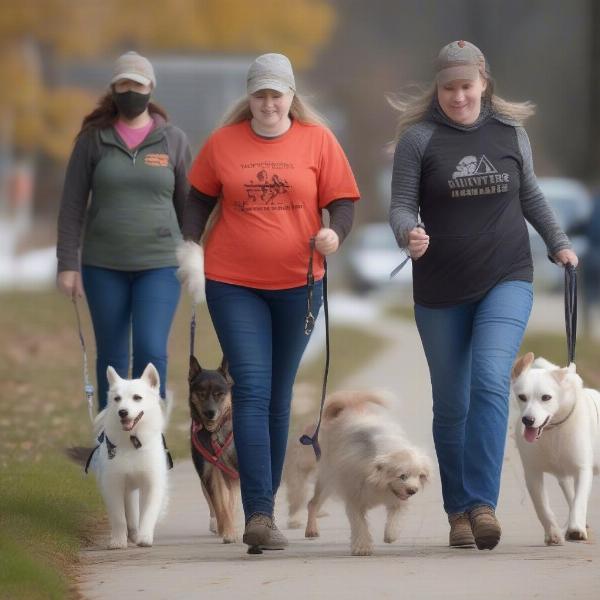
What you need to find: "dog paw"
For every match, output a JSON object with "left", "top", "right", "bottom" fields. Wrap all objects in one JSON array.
[
  {"left": 351, "top": 543, "right": 373, "bottom": 556},
  {"left": 288, "top": 518, "right": 303, "bottom": 530},
  {"left": 209, "top": 517, "right": 218, "bottom": 534},
  {"left": 136, "top": 532, "right": 154, "bottom": 547},
  {"left": 544, "top": 529, "right": 564, "bottom": 546},
  {"left": 317, "top": 510, "right": 330, "bottom": 518},
  {"left": 108, "top": 537, "right": 128, "bottom": 550},
  {"left": 222, "top": 532, "right": 238, "bottom": 544},
  {"left": 383, "top": 533, "right": 398, "bottom": 544},
  {"left": 566, "top": 528, "right": 588, "bottom": 542},
  {"left": 127, "top": 529, "right": 138, "bottom": 544},
  {"left": 305, "top": 526, "right": 320, "bottom": 538}
]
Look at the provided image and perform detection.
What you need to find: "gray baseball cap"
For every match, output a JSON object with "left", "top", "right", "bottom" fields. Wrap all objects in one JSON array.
[
  {"left": 111, "top": 51, "right": 156, "bottom": 88},
  {"left": 436, "top": 40, "right": 485, "bottom": 85},
  {"left": 247, "top": 53, "right": 296, "bottom": 95}
]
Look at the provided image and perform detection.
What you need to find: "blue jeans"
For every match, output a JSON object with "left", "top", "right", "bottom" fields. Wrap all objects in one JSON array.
[
  {"left": 205, "top": 278, "right": 322, "bottom": 521},
  {"left": 81, "top": 266, "right": 180, "bottom": 408},
  {"left": 414, "top": 280, "right": 533, "bottom": 515}
]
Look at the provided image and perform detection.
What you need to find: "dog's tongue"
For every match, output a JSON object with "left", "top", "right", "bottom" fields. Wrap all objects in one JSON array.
[
  {"left": 121, "top": 418, "right": 134, "bottom": 431},
  {"left": 523, "top": 426, "right": 538, "bottom": 443}
]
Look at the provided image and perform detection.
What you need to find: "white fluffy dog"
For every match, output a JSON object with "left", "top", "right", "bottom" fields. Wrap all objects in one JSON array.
[
  {"left": 511, "top": 352, "right": 600, "bottom": 545},
  {"left": 176, "top": 240, "right": 205, "bottom": 304},
  {"left": 303, "top": 391, "right": 433, "bottom": 556},
  {"left": 91, "top": 364, "right": 172, "bottom": 549}
]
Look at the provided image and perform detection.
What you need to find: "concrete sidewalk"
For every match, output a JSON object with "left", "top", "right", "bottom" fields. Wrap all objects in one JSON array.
[{"left": 79, "top": 316, "right": 600, "bottom": 600}]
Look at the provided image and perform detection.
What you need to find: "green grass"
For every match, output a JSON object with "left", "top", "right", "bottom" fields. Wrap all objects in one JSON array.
[
  {"left": 0, "top": 289, "right": 387, "bottom": 599},
  {"left": 383, "top": 297, "right": 600, "bottom": 385},
  {"left": 520, "top": 331, "right": 600, "bottom": 385}
]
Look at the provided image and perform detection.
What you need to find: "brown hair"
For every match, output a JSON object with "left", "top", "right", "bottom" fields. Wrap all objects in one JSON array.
[{"left": 76, "top": 91, "right": 168, "bottom": 139}]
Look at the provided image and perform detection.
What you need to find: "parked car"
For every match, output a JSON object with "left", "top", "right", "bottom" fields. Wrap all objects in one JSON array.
[
  {"left": 529, "top": 177, "right": 592, "bottom": 289},
  {"left": 344, "top": 177, "right": 592, "bottom": 294},
  {"left": 344, "top": 222, "right": 411, "bottom": 293}
]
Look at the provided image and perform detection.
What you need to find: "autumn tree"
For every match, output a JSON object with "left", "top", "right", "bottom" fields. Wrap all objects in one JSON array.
[{"left": 0, "top": 0, "right": 335, "bottom": 162}]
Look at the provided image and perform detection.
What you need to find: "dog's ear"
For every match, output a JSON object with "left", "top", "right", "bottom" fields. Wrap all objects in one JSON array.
[
  {"left": 512, "top": 352, "right": 535, "bottom": 380},
  {"left": 218, "top": 356, "right": 234, "bottom": 386},
  {"left": 141, "top": 363, "right": 160, "bottom": 390},
  {"left": 366, "top": 453, "right": 394, "bottom": 487},
  {"left": 551, "top": 366, "right": 574, "bottom": 384},
  {"left": 418, "top": 454, "right": 434, "bottom": 485},
  {"left": 106, "top": 366, "right": 121, "bottom": 389},
  {"left": 189, "top": 355, "right": 202, "bottom": 382}
]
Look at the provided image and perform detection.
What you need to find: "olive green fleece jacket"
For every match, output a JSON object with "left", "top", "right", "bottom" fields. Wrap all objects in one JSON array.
[{"left": 57, "top": 114, "right": 191, "bottom": 272}]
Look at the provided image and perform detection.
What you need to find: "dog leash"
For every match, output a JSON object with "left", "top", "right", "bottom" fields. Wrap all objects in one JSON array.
[
  {"left": 299, "top": 237, "right": 329, "bottom": 460},
  {"left": 72, "top": 298, "right": 95, "bottom": 424},
  {"left": 564, "top": 263, "right": 577, "bottom": 365},
  {"left": 190, "top": 306, "right": 197, "bottom": 357},
  {"left": 390, "top": 222, "right": 425, "bottom": 279}
]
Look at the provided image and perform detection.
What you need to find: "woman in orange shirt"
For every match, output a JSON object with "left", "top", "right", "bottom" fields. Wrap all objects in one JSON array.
[{"left": 183, "top": 53, "right": 360, "bottom": 551}]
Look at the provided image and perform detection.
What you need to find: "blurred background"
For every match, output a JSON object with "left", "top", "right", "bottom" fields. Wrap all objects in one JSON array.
[
  {"left": 1, "top": 0, "right": 600, "bottom": 312},
  {"left": 2, "top": 4, "right": 600, "bottom": 595}
]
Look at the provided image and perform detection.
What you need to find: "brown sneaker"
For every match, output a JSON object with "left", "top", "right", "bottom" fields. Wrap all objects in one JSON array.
[
  {"left": 468, "top": 505, "right": 501, "bottom": 550},
  {"left": 448, "top": 512, "right": 475, "bottom": 548},
  {"left": 243, "top": 514, "right": 288, "bottom": 552}
]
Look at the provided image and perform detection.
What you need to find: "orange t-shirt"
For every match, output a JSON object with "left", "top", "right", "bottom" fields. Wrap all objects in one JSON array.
[{"left": 188, "top": 120, "right": 360, "bottom": 289}]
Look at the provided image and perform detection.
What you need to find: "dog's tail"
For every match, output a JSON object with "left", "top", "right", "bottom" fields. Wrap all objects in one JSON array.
[
  {"left": 64, "top": 446, "right": 93, "bottom": 467},
  {"left": 323, "top": 390, "right": 390, "bottom": 422},
  {"left": 176, "top": 241, "right": 205, "bottom": 304}
]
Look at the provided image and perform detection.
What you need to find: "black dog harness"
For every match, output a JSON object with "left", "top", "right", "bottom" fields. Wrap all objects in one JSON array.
[
  {"left": 191, "top": 419, "right": 239, "bottom": 479},
  {"left": 84, "top": 431, "right": 173, "bottom": 473}
]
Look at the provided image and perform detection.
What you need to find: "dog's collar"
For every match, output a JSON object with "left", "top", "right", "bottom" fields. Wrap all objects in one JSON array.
[
  {"left": 191, "top": 419, "right": 238, "bottom": 479},
  {"left": 84, "top": 431, "right": 173, "bottom": 473},
  {"left": 545, "top": 399, "right": 577, "bottom": 431}
]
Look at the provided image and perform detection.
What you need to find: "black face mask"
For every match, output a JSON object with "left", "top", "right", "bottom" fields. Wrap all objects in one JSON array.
[{"left": 112, "top": 90, "right": 151, "bottom": 119}]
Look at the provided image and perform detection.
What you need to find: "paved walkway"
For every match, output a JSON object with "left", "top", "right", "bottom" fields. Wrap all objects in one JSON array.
[{"left": 79, "top": 309, "right": 600, "bottom": 600}]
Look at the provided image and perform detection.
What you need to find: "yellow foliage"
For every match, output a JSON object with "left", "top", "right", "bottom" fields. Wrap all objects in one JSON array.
[
  {"left": 0, "top": 0, "right": 336, "bottom": 161},
  {"left": 40, "top": 87, "right": 98, "bottom": 161}
]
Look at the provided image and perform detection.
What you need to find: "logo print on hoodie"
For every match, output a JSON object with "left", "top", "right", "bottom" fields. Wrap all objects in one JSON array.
[{"left": 448, "top": 155, "right": 510, "bottom": 198}]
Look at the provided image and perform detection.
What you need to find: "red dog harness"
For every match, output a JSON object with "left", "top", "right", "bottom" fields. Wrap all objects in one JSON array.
[{"left": 191, "top": 419, "right": 239, "bottom": 479}]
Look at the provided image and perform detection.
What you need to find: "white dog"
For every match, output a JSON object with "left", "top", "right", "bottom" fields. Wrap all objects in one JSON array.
[
  {"left": 511, "top": 352, "right": 600, "bottom": 545},
  {"left": 91, "top": 363, "right": 172, "bottom": 549},
  {"left": 303, "top": 391, "right": 432, "bottom": 556},
  {"left": 176, "top": 240, "right": 205, "bottom": 304}
]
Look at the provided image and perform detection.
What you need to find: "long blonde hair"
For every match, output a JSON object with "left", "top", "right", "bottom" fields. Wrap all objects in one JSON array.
[
  {"left": 388, "top": 71, "right": 535, "bottom": 141},
  {"left": 220, "top": 93, "right": 328, "bottom": 127},
  {"left": 200, "top": 93, "right": 327, "bottom": 245}
]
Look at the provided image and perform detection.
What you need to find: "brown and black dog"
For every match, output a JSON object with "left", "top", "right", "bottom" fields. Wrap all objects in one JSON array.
[{"left": 189, "top": 356, "right": 239, "bottom": 543}]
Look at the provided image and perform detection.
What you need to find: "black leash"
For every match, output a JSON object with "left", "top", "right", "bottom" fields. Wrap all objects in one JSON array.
[
  {"left": 390, "top": 222, "right": 425, "bottom": 279},
  {"left": 190, "top": 307, "right": 197, "bottom": 357},
  {"left": 564, "top": 263, "right": 577, "bottom": 364},
  {"left": 299, "top": 237, "right": 329, "bottom": 460}
]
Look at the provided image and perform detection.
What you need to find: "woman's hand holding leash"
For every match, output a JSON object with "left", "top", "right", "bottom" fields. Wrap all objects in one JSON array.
[
  {"left": 554, "top": 248, "right": 579, "bottom": 268},
  {"left": 315, "top": 227, "right": 339, "bottom": 256},
  {"left": 57, "top": 270, "right": 84, "bottom": 299},
  {"left": 408, "top": 223, "right": 429, "bottom": 260}
]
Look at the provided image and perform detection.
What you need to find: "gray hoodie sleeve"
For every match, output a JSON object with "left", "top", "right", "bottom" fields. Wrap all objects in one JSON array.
[
  {"left": 167, "top": 125, "right": 192, "bottom": 230},
  {"left": 56, "top": 130, "right": 96, "bottom": 273},
  {"left": 515, "top": 127, "right": 571, "bottom": 255},
  {"left": 389, "top": 123, "right": 435, "bottom": 248}
]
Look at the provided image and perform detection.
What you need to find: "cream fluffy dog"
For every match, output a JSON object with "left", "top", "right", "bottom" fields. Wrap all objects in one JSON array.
[
  {"left": 512, "top": 353, "right": 600, "bottom": 545},
  {"left": 302, "top": 391, "right": 432, "bottom": 556}
]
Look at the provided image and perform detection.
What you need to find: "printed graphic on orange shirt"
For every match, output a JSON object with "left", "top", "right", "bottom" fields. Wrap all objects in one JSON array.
[
  {"left": 238, "top": 164, "right": 302, "bottom": 212},
  {"left": 144, "top": 153, "right": 169, "bottom": 167}
]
